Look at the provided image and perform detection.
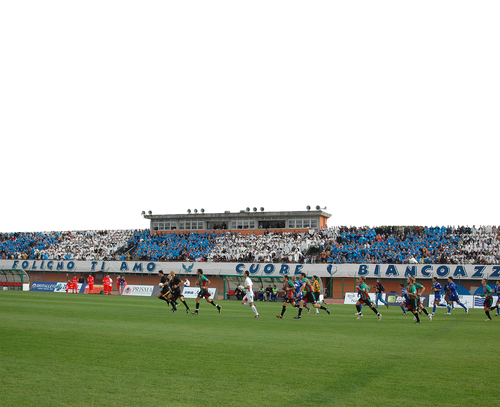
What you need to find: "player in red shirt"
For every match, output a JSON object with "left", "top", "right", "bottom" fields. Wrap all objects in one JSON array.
[
  {"left": 116, "top": 276, "right": 120, "bottom": 293},
  {"left": 66, "top": 278, "right": 72, "bottom": 293},
  {"left": 71, "top": 276, "right": 79, "bottom": 294},
  {"left": 87, "top": 274, "right": 94, "bottom": 294}
]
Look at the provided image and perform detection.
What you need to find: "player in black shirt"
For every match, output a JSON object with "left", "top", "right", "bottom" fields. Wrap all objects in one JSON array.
[
  {"left": 157, "top": 270, "right": 172, "bottom": 307},
  {"left": 168, "top": 271, "right": 191, "bottom": 313}
]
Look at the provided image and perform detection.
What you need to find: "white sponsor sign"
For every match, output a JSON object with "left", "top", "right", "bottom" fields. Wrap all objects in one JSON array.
[
  {"left": 344, "top": 292, "right": 376, "bottom": 305},
  {"left": 54, "top": 282, "right": 83, "bottom": 293},
  {"left": 122, "top": 285, "right": 154, "bottom": 296},
  {"left": 181, "top": 287, "right": 217, "bottom": 300}
]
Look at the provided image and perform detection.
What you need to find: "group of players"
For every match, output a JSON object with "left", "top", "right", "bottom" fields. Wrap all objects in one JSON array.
[
  {"left": 157, "top": 268, "right": 221, "bottom": 315},
  {"left": 156, "top": 268, "right": 500, "bottom": 322},
  {"left": 354, "top": 275, "right": 500, "bottom": 323}
]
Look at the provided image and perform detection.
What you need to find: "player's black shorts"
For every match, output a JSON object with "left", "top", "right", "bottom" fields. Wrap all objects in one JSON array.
[
  {"left": 161, "top": 286, "right": 170, "bottom": 295},
  {"left": 406, "top": 298, "right": 418, "bottom": 311},
  {"left": 284, "top": 296, "right": 295, "bottom": 304},
  {"left": 198, "top": 288, "right": 210, "bottom": 299},
  {"left": 171, "top": 287, "right": 182, "bottom": 300},
  {"left": 303, "top": 291, "right": 316, "bottom": 304},
  {"left": 361, "top": 297, "right": 373, "bottom": 307},
  {"left": 484, "top": 297, "right": 493, "bottom": 308}
]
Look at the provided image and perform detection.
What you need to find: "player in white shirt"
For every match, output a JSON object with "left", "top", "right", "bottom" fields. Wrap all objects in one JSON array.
[{"left": 241, "top": 270, "right": 260, "bottom": 318}]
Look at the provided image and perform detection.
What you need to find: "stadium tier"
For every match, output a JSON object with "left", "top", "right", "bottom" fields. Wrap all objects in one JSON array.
[{"left": 1, "top": 225, "right": 499, "bottom": 265}]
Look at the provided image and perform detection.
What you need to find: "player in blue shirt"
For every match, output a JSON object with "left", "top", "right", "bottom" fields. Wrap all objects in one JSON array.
[
  {"left": 398, "top": 283, "right": 408, "bottom": 315},
  {"left": 445, "top": 276, "right": 468, "bottom": 315},
  {"left": 495, "top": 280, "right": 500, "bottom": 316},
  {"left": 291, "top": 276, "right": 311, "bottom": 314},
  {"left": 431, "top": 277, "right": 445, "bottom": 316}
]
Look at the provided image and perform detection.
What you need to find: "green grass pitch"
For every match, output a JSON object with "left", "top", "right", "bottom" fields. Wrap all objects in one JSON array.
[{"left": 0, "top": 291, "right": 497, "bottom": 407}]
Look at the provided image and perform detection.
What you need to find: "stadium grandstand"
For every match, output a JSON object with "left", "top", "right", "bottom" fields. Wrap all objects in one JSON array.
[{"left": 1, "top": 224, "right": 499, "bottom": 265}]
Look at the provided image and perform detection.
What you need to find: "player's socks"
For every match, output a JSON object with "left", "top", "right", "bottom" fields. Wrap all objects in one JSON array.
[
  {"left": 486, "top": 311, "right": 491, "bottom": 319},
  {"left": 432, "top": 305, "right": 437, "bottom": 313},
  {"left": 210, "top": 301, "right": 217, "bottom": 307},
  {"left": 319, "top": 305, "right": 327, "bottom": 310},
  {"left": 447, "top": 305, "right": 451, "bottom": 313},
  {"left": 356, "top": 305, "right": 361, "bottom": 313},
  {"left": 401, "top": 305, "right": 406, "bottom": 314},
  {"left": 251, "top": 305, "right": 258, "bottom": 315},
  {"left": 371, "top": 307, "right": 378, "bottom": 315},
  {"left": 281, "top": 306, "right": 286, "bottom": 316},
  {"left": 298, "top": 307, "right": 303, "bottom": 316},
  {"left": 421, "top": 308, "right": 429, "bottom": 316},
  {"left": 415, "top": 313, "right": 420, "bottom": 323},
  {"left": 181, "top": 300, "right": 189, "bottom": 310}
]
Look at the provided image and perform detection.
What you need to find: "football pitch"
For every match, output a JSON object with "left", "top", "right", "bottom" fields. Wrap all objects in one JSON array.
[{"left": 0, "top": 291, "right": 497, "bottom": 407}]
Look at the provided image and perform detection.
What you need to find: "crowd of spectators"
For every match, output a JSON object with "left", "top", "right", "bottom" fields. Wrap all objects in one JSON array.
[
  {"left": 131, "top": 230, "right": 220, "bottom": 262},
  {"left": 1, "top": 225, "right": 499, "bottom": 265},
  {"left": 0, "top": 230, "right": 134, "bottom": 261}
]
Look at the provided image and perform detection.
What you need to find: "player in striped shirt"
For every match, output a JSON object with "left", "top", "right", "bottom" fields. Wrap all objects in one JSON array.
[
  {"left": 478, "top": 278, "right": 499, "bottom": 321},
  {"left": 354, "top": 277, "right": 381, "bottom": 321},
  {"left": 276, "top": 275, "right": 296, "bottom": 319},
  {"left": 294, "top": 272, "right": 330, "bottom": 319},
  {"left": 192, "top": 269, "right": 221, "bottom": 315}
]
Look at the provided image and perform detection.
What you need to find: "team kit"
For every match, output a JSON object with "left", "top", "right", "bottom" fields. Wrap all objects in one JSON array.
[{"left": 154, "top": 268, "right": 500, "bottom": 322}]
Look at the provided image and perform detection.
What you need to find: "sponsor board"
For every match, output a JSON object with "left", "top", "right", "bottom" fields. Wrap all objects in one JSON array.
[
  {"left": 122, "top": 285, "right": 155, "bottom": 297},
  {"left": 54, "top": 282, "right": 85, "bottom": 293},
  {"left": 344, "top": 292, "right": 376, "bottom": 305},
  {"left": 30, "top": 282, "right": 58, "bottom": 292},
  {"left": 181, "top": 287, "right": 217, "bottom": 300},
  {"left": 5, "top": 259, "right": 500, "bottom": 279}
]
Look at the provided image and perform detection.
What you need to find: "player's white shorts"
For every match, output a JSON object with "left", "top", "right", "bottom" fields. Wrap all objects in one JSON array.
[{"left": 243, "top": 292, "right": 254, "bottom": 303}]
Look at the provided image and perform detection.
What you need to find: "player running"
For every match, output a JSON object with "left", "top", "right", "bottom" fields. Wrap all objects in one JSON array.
[
  {"left": 495, "top": 280, "right": 500, "bottom": 317},
  {"left": 240, "top": 270, "right": 259, "bottom": 318},
  {"left": 406, "top": 277, "right": 421, "bottom": 324},
  {"left": 431, "top": 277, "right": 447, "bottom": 315},
  {"left": 192, "top": 269, "right": 221, "bottom": 315},
  {"left": 276, "top": 275, "right": 296, "bottom": 319},
  {"left": 444, "top": 276, "right": 468, "bottom": 315},
  {"left": 478, "top": 278, "right": 499, "bottom": 321},
  {"left": 409, "top": 276, "right": 432, "bottom": 321},
  {"left": 168, "top": 271, "right": 191, "bottom": 313},
  {"left": 354, "top": 277, "right": 381, "bottom": 321},
  {"left": 397, "top": 283, "right": 408, "bottom": 315},
  {"left": 157, "top": 270, "right": 173, "bottom": 307},
  {"left": 294, "top": 272, "right": 330, "bottom": 319},
  {"left": 291, "top": 276, "right": 311, "bottom": 315}
]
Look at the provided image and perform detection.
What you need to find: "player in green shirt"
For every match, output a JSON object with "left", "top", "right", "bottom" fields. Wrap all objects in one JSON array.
[
  {"left": 478, "top": 278, "right": 499, "bottom": 321},
  {"left": 354, "top": 277, "right": 381, "bottom": 321},
  {"left": 406, "top": 277, "right": 421, "bottom": 324},
  {"left": 191, "top": 269, "right": 221, "bottom": 315},
  {"left": 294, "top": 272, "right": 330, "bottom": 319},
  {"left": 409, "top": 276, "right": 432, "bottom": 321}
]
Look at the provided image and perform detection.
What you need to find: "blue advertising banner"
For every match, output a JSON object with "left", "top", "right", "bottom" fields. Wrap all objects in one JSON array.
[{"left": 30, "top": 282, "right": 58, "bottom": 292}]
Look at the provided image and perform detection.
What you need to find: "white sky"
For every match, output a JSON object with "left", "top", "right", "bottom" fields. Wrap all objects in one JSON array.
[{"left": 1, "top": 1, "right": 499, "bottom": 233}]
